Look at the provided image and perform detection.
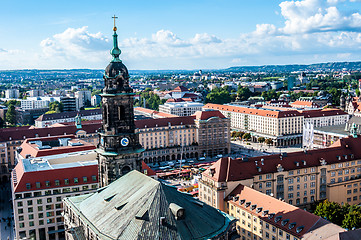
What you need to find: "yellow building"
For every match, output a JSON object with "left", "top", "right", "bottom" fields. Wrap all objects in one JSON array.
[
  {"left": 227, "top": 184, "right": 344, "bottom": 240},
  {"left": 199, "top": 136, "right": 361, "bottom": 211}
]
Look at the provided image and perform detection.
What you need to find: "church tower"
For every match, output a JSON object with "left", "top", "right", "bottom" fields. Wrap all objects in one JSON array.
[{"left": 97, "top": 17, "right": 144, "bottom": 187}]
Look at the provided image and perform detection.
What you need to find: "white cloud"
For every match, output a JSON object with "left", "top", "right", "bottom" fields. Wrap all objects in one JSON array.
[
  {"left": 40, "top": 26, "right": 109, "bottom": 62},
  {"left": 2, "top": 0, "right": 361, "bottom": 69},
  {"left": 279, "top": 0, "right": 361, "bottom": 34}
]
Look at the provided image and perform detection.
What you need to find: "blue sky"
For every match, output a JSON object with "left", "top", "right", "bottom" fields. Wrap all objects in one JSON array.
[{"left": 1, "top": 0, "right": 361, "bottom": 70}]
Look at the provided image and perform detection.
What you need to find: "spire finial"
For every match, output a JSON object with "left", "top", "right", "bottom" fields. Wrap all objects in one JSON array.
[
  {"left": 110, "top": 15, "right": 121, "bottom": 62},
  {"left": 112, "top": 15, "right": 118, "bottom": 32}
]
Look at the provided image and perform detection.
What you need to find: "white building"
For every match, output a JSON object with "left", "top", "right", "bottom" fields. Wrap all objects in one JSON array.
[
  {"left": 204, "top": 103, "right": 304, "bottom": 146},
  {"left": 11, "top": 136, "right": 99, "bottom": 240},
  {"left": 158, "top": 102, "right": 204, "bottom": 116},
  {"left": 35, "top": 109, "right": 102, "bottom": 128},
  {"left": 28, "top": 90, "right": 45, "bottom": 97},
  {"left": 75, "top": 90, "right": 91, "bottom": 109},
  {"left": 5, "top": 89, "right": 20, "bottom": 99}
]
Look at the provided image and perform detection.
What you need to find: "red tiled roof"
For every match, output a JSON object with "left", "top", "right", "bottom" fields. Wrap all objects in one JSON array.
[
  {"left": 203, "top": 103, "right": 302, "bottom": 118},
  {"left": 291, "top": 100, "right": 319, "bottom": 108},
  {"left": 172, "top": 86, "right": 189, "bottom": 92},
  {"left": 193, "top": 110, "right": 226, "bottom": 120},
  {"left": 142, "top": 161, "right": 156, "bottom": 176},
  {"left": 166, "top": 98, "right": 193, "bottom": 103},
  {"left": 204, "top": 136, "right": 361, "bottom": 182},
  {"left": 0, "top": 122, "right": 101, "bottom": 142},
  {"left": 12, "top": 160, "right": 98, "bottom": 193},
  {"left": 135, "top": 116, "right": 195, "bottom": 129},
  {"left": 300, "top": 109, "right": 348, "bottom": 118},
  {"left": 19, "top": 135, "right": 96, "bottom": 158},
  {"left": 228, "top": 185, "right": 341, "bottom": 239}
]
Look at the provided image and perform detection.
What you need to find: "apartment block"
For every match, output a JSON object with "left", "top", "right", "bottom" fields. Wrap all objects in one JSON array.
[
  {"left": 227, "top": 185, "right": 344, "bottom": 240},
  {"left": 11, "top": 136, "right": 99, "bottom": 240},
  {"left": 159, "top": 102, "right": 204, "bottom": 117},
  {"left": 199, "top": 136, "right": 361, "bottom": 212},
  {"left": 204, "top": 103, "right": 303, "bottom": 146}
]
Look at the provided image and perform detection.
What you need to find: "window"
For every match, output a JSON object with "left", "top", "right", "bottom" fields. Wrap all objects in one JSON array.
[
  {"left": 266, "top": 182, "right": 272, "bottom": 188},
  {"left": 64, "top": 179, "right": 69, "bottom": 185},
  {"left": 36, "top": 182, "right": 41, "bottom": 188},
  {"left": 55, "top": 180, "right": 60, "bottom": 186},
  {"left": 17, "top": 202, "right": 23, "bottom": 207},
  {"left": 19, "top": 223, "right": 24, "bottom": 228},
  {"left": 288, "top": 178, "right": 294, "bottom": 184},
  {"left": 45, "top": 181, "right": 50, "bottom": 187},
  {"left": 74, "top": 178, "right": 79, "bottom": 183},
  {"left": 56, "top": 197, "right": 62, "bottom": 202},
  {"left": 27, "top": 200, "right": 32, "bottom": 206},
  {"left": 37, "top": 199, "right": 42, "bottom": 204},
  {"left": 28, "top": 207, "right": 33, "bottom": 213},
  {"left": 288, "top": 186, "right": 294, "bottom": 191},
  {"left": 55, "top": 204, "right": 62, "bottom": 209},
  {"left": 19, "top": 216, "right": 24, "bottom": 221},
  {"left": 259, "top": 183, "right": 262, "bottom": 189},
  {"left": 82, "top": 186, "right": 89, "bottom": 191},
  {"left": 92, "top": 175, "right": 97, "bottom": 181},
  {"left": 83, "top": 177, "right": 88, "bottom": 183},
  {"left": 38, "top": 213, "right": 43, "bottom": 218},
  {"left": 45, "top": 190, "right": 51, "bottom": 195},
  {"left": 288, "top": 193, "right": 293, "bottom": 199},
  {"left": 26, "top": 183, "right": 31, "bottom": 190},
  {"left": 28, "top": 214, "right": 34, "bottom": 220},
  {"left": 39, "top": 220, "right": 44, "bottom": 225},
  {"left": 38, "top": 206, "right": 43, "bottom": 211},
  {"left": 47, "top": 198, "right": 52, "bottom": 203}
]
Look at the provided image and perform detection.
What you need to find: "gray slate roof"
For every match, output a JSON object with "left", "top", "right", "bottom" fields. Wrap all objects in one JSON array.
[{"left": 65, "top": 170, "right": 235, "bottom": 240}]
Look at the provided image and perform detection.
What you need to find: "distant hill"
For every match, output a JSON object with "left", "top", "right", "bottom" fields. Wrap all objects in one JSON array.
[{"left": 224, "top": 61, "right": 361, "bottom": 73}]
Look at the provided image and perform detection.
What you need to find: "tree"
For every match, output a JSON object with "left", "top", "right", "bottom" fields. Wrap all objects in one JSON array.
[
  {"left": 342, "top": 211, "right": 361, "bottom": 229},
  {"left": 237, "top": 86, "right": 253, "bottom": 101},
  {"left": 258, "top": 137, "right": 265, "bottom": 144},
  {"left": 356, "top": 89, "right": 360, "bottom": 97},
  {"left": 242, "top": 133, "right": 251, "bottom": 141},
  {"left": 205, "top": 87, "right": 232, "bottom": 104},
  {"left": 5, "top": 105, "right": 16, "bottom": 125},
  {"left": 265, "top": 138, "right": 273, "bottom": 146},
  {"left": 314, "top": 200, "right": 345, "bottom": 226},
  {"left": 136, "top": 89, "right": 165, "bottom": 110},
  {"left": 49, "top": 101, "right": 63, "bottom": 113}
]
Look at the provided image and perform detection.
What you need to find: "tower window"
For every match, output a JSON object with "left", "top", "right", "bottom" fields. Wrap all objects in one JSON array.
[{"left": 118, "top": 106, "right": 125, "bottom": 120}]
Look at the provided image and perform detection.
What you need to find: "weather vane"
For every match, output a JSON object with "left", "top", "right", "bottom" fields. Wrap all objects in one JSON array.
[{"left": 112, "top": 15, "right": 118, "bottom": 31}]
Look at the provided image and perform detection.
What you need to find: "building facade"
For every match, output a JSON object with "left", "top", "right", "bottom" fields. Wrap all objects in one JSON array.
[
  {"left": 204, "top": 103, "right": 304, "bottom": 146},
  {"left": 35, "top": 109, "right": 101, "bottom": 128},
  {"left": 11, "top": 136, "right": 99, "bottom": 240},
  {"left": 199, "top": 136, "right": 361, "bottom": 212},
  {"left": 227, "top": 185, "right": 344, "bottom": 240},
  {"left": 159, "top": 102, "right": 204, "bottom": 116}
]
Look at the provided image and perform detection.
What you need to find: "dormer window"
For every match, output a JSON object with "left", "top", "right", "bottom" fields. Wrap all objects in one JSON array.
[
  {"left": 251, "top": 204, "right": 257, "bottom": 210},
  {"left": 268, "top": 213, "right": 275, "bottom": 219},
  {"left": 281, "top": 219, "right": 289, "bottom": 226},
  {"left": 296, "top": 226, "right": 304, "bottom": 233},
  {"left": 245, "top": 202, "right": 251, "bottom": 208},
  {"left": 275, "top": 215, "right": 282, "bottom": 223},
  {"left": 289, "top": 222, "right": 296, "bottom": 229},
  {"left": 239, "top": 199, "right": 246, "bottom": 205},
  {"left": 256, "top": 207, "right": 263, "bottom": 213},
  {"left": 26, "top": 183, "right": 31, "bottom": 190}
]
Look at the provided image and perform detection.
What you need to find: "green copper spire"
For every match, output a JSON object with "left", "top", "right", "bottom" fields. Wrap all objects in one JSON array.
[{"left": 110, "top": 15, "right": 121, "bottom": 63}]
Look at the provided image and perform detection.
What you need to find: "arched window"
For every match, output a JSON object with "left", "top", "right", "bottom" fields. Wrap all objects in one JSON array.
[
  {"left": 103, "top": 105, "right": 108, "bottom": 125},
  {"left": 118, "top": 106, "right": 125, "bottom": 120}
]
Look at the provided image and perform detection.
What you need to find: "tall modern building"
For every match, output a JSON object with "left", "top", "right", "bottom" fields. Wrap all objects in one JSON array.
[{"left": 96, "top": 21, "right": 143, "bottom": 187}]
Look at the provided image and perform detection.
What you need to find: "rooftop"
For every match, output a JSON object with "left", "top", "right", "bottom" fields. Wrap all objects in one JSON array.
[
  {"left": 203, "top": 136, "right": 361, "bottom": 182},
  {"left": 19, "top": 135, "right": 96, "bottom": 158},
  {"left": 204, "top": 103, "right": 302, "bottom": 118},
  {"left": 64, "top": 170, "right": 236, "bottom": 240},
  {"left": 228, "top": 185, "right": 344, "bottom": 239}
]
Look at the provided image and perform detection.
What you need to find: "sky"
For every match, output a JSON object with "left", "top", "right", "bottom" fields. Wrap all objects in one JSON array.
[{"left": 1, "top": 0, "right": 361, "bottom": 70}]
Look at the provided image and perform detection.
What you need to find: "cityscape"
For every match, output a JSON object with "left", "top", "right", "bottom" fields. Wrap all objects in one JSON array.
[{"left": 2, "top": 0, "right": 361, "bottom": 240}]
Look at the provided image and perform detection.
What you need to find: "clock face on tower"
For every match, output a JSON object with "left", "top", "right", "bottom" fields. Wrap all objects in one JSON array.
[{"left": 120, "top": 137, "right": 129, "bottom": 147}]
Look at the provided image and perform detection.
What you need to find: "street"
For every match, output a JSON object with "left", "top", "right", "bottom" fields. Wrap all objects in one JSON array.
[{"left": 0, "top": 181, "right": 14, "bottom": 240}]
